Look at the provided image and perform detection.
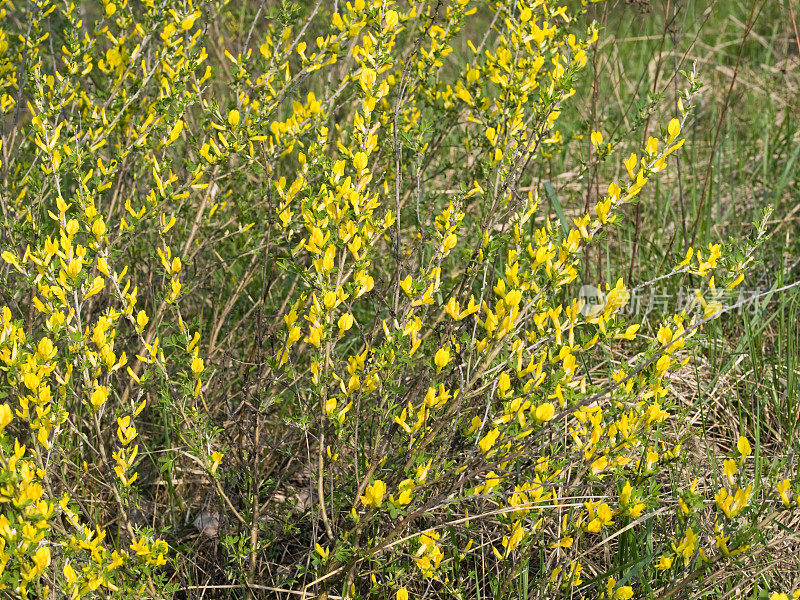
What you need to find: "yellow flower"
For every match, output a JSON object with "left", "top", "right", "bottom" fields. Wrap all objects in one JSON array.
[
  {"left": 361, "top": 479, "right": 386, "bottom": 508},
  {"left": 667, "top": 118, "right": 681, "bottom": 143},
  {"left": 384, "top": 10, "right": 399, "bottom": 29},
  {"left": 614, "top": 324, "right": 639, "bottom": 341},
  {"left": 397, "top": 589, "right": 409, "bottom": 600},
  {"left": 629, "top": 502, "right": 646, "bottom": 518},
  {"left": 534, "top": 402, "right": 555, "bottom": 422},
  {"left": 90, "top": 385, "right": 109, "bottom": 409},
  {"left": 337, "top": 313, "right": 354, "bottom": 336},
  {"left": 181, "top": 11, "right": 198, "bottom": 30},
  {"left": 623, "top": 153, "right": 637, "bottom": 180},
  {"left": 359, "top": 67, "right": 376, "bottom": 91},
  {"left": 32, "top": 545, "right": 51, "bottom": 576},
  {"left": 136, "top": 310, "right": 149, "bottom": 332},
  {"left": 227, "top": 109, "right": 240, "bottom": 129},
  {"left": 416, "top": 459, "right": 432, "bottom": 483},
  {"left": 65, "top": 257, "right": 83, "bottom": 280},
  {"left": 210, "top": 451, "right": 223, "bottom": 474},
  {"left": 323, "top": 290, "right": 338, "bottom": 309},
  {"left": 444, "top": 296, "right": 461, "bottom": 320},
  {"left": 106, "top": 47, "right": 123, "bottom": 68},
  {"left": 737, "top": 435, "right": 752, "bottom": 459},
  {"left": 63, "top": 562, "right": 77, "bottom": 584},
  {"left": 703, "top": 300, "right": 722, "bottom": 319},
  {"left": 604, "top": 279, "right": 630, "bottom": 315},
  {"left": 614, "top": 586, "right": 634, "bottom": 600},
  {"left": 315, "top": 244, "right": 336, "bottom": 274},
  {"left": 777, "top": 478, "right": 791, "bottom": 507},
  {"left": 434, "top": 347, "right": 451, "bottom": 373},
  {"left": 591, "top": 455, "right": 608, "bottom": 474},
  {"left": 391, "top": 479, "right": 415, "bottom": 506},
  {"left": 0, "top": 403, "right": 12, "bottom": 431},
  {"left": 441, "top": 232, "right": 457, "bottom": 255},
  {"left": 674, "top": 527, "right": 697, "bottom": 564},
  {"left": 585, "top": 501, "right": 614, "bottom": 532},
  {"left": 479, "top": 428, "right": 499, "bottom": 454},
  {"left": 551, "top": 536, "right": 573, "bottom": 548},
  {"left": 190, "top": 356, "right": 204, "bottom": 378},
  {"left": 497, "top": 372, "right": 511, "bottom": 397},
  {"left": 117, "top": 416, "right": 138, "bottom": 445},
  {"left": 596, "top": 197, "right": 612, "bottom": 224},
  {"left": 91, "top": 218, "right": 107, "bottom": 238},
  {"left": 400, "top": 275, "right": 414, "bottom": 296},
  {"left": 1, "top": 250, "right": 19, "bottom": 268},
  {"left": 723, "top": 458, "right": 737, "bottom": 485},
  {"left": 620, "top": 481, "right": 632, "bottom": 506},
  {"left": 315, "top": 543, "right": 329, "bottom": 560},
  {"left": 353, "top": 151, "right": 368, "bottom": 172},
  {"left": 306, "top": 325, "right": 323, "bottom": 348},
  {"left": 131, "top": 537, "right": 150, "bottom": 556},
  {"left": 84, "top": 275, "right": 105, "bottom": 299},
  {"left": 644, "top": 448, "right": 659, "bottom": 471}
]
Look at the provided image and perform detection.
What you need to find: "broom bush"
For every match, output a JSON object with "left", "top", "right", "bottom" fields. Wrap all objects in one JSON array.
[{"left": 0, "top": 0, "right": 797, "bottom": 598}]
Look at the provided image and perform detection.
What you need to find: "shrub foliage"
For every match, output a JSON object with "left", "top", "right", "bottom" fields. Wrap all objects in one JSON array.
[{"left": 0, "top": 0, "right": 796, "bottom": 598}]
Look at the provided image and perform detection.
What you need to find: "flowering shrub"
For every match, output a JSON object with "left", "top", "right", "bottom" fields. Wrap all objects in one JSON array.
[{"left": 0, "top": 0, "right": 797, "bottom": 598}]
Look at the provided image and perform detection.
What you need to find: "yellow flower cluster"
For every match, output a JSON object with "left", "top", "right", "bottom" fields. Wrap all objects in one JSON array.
[
  {"left": 0, "top": 0, "right": 216, "bottom": 593},
  {"left": 0, "top": 440, "right": 54, "bottom": 597}
]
